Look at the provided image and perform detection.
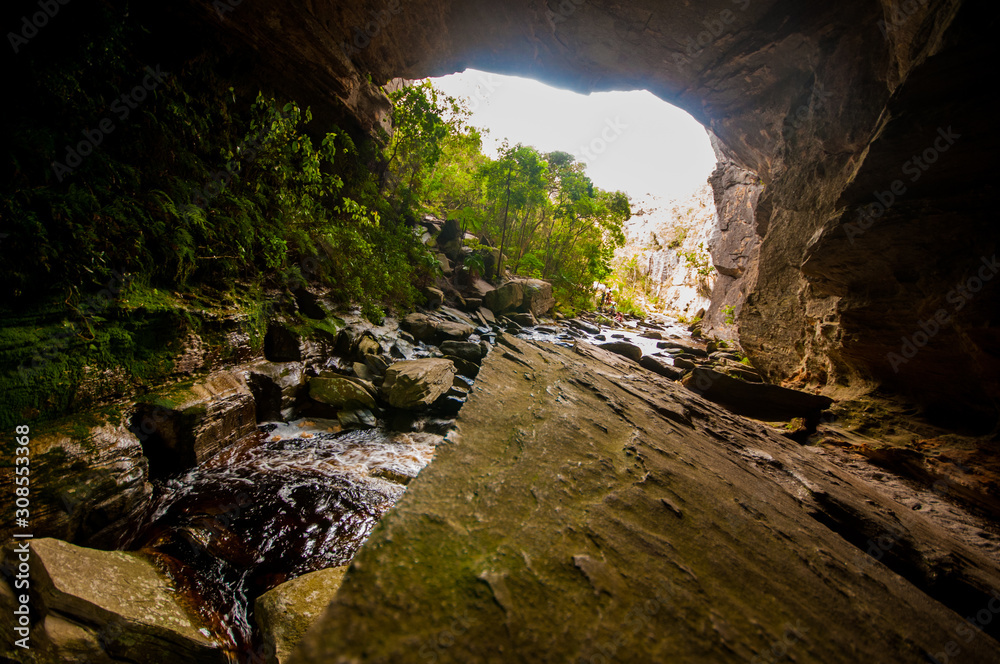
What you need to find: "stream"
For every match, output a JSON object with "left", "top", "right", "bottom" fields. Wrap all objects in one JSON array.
[
  {"left": 116, "top": 313, "right": 696, "bottom": 661},
  {"left": 120, "top": 420, "right": 445, "bottom": 660}
]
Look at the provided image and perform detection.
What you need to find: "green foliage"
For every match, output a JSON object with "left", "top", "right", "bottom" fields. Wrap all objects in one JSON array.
[
  {"left": 722, "top": 305, "right": 737, "bottom": 325},
  {"left": 384, "top": 84, "right": 631, "bottom": 310},
  {"left": 668, "top": 228, "right": 687, "bottom": 249},
  {"left": 680, "top": 243, "right": 715, "bottom": 276}
]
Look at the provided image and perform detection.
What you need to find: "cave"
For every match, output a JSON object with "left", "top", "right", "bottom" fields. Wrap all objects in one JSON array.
[
  {"left": 4, "top": 0, "right": 999, "bottom": 662},
  {"left": 154, "top": 0, "right": 997, "bottom": 432}
]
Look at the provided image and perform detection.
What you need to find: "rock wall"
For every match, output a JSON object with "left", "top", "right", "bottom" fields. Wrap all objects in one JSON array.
[{"left": 620, "top": 187, "right": 717, "bottom": 319}]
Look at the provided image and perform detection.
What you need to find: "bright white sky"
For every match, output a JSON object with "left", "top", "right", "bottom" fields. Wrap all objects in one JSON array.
[{"left": 429, "top": 69, "right": 717, "bottom": 202}]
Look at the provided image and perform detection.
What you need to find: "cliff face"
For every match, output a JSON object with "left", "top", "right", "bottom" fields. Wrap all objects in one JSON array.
[
  {"left": 618, "top": 188, "right": 717, "bottom": 319},
  {"left": 172, "top": 0, "right": 998, "bottom": 428}
]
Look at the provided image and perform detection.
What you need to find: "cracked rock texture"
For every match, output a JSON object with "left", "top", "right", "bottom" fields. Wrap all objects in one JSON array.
[{"left": 289, "top": 337, "right": 1000, "bottom": 663}]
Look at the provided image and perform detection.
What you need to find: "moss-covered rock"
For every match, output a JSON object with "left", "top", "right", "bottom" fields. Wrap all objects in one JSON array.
[{"left": 255, "top": 567, "right": 349, "bottom": 664}]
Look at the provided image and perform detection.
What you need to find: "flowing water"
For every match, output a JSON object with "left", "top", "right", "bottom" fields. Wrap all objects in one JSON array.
[
  {"left": 122, "top": 419, "right": 444, "bottom": 660},
  {"left": 117, "top": 313, "right": 692, "bottom": 661}
]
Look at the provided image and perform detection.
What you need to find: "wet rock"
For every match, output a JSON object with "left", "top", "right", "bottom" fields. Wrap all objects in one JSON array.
[
  {"left": 484, "top": 278, "right": 554, "bottom": 317},
  {"left": 478, "top": 307, "right": 496, "bottom": 325},
  {"left": 435, "top": 253, "right": 453, "bottom": 276},
  {"left": 445, "top": 355, "right": 481, "bottom": 379},
  {"left": 363, "top": 354, "right": 391, "bottom": 377},
  {"left": 640, "top": 331, "right": 663, "bottom": 340},
  {"left": 132, "top": 371, "right": 256, "bottom": 478},
  {"left": 352, "top": 362, "right": 376, "bottom": 383},
  {"left": 0, "top": 421, "right": 152, "bottom": 548},
  {"left": 22, "top": 538, "right": 226, "bottom": 663},
  {"left": 463, "top": 297, "right": 483, "bottom": 311},
  {"left": 382, "top": 359, "right": 457, "bottom": 410},
  {"left": 432, "top": 393, "right": 467, "bottom": 416},
  {"left": 440, "top": 341, "right": 485, "bottom": 364},
  {"left": 568, "top": 319, "right": 600, "bottom": 334},
  {"left": 469, "top": 279, "right": 495, "bottom": 300},
  {"left": 710, "top": 351, "right": 743, "bottom": 362},
  {"left": 506, "top": 317, "right": 526, "bottom": 333},
  {"left": 725, "top": 366, "right": 765, "bottom": 383},
  {"left": 246, "top": 362, "right": 305, "bottom": 422},
  {"left": 672, "top": 357, "right": 697, "bottom": 372},
  {"left": 309, "top": 376, "right": 377, "bottom": 410},
  {"left": 508, "top": 312, "right": 538, "bottom": 328},
  {"left": 598, "top": 342, "right": 642, "bottom": 363},
  {"left": 371, "top": 469, "right": 414, "bottom": 485},
  {"left": 436, "top": 217, "right": 462, "bottom": 245},
  {"left": 354, "top": 335, "right": 381, "bottom": 358},
  {"left": 337, "top": 408, "right": 377, "bottom": 430},
  {"left": 683, "top": 368, "right": 833, "bottom": 423},
  {"left": 656, "top": 340, "right": 708, "bottom": 358},
  {"left": 639, "top": 356, "right": 684, "bottom": 381}
]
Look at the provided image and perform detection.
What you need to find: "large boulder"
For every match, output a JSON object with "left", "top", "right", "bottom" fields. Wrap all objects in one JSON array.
[
  {"left": 401, "top": 313, "right": 474, "bottom": 344},
  {"left": 484, "top": 279, "right": 554, "bottom": 317},
  {"left": 598, "top": 342, "right": 642, "bottom": 363},
  {"left": 308, "top": 376, "right": 377, "bottom": 410},
  {"left": 483, "top": 281, "right": 524, "bottom": 315},
  {"left": 255, "top": 567, "right": 349, "bottom": 664},
  {"left": 131, "top": 371, "right": 256, "bottom": 478},
  {"left": 4, "top": 538, "right": 226, "bottom": 663},
  {"left": 440, "top": 341, "right": 486, "bottom": 365},
  {"left": 246, "top": 362, "right": 306, "bottom": 422},
  {"left": 639, "top": 355, "right": 685, "bottom": 381},
  {"left": 0, "top": 420, "right": 152, "bottom": 549},
  {"left": 682, "top": 368, "right": 833, "bottom": 423},
  {"left": 519, "top": 279, "right": 555, "bottom": 317},
  {"left": 382, "top": 359, "right": 456, "bottom": 410}
]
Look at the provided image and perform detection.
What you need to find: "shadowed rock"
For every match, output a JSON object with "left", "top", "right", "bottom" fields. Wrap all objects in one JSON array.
[
  {"left": 683, "top": 368, "right": 833, "bottom": 423},
  {"left": 0, "top": 539, "right": 226, "bottom": 663}
]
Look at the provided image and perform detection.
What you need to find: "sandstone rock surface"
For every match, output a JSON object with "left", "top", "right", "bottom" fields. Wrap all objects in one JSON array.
[{"left": 290, "top": 337, "right": 1000, "bottom": 663}]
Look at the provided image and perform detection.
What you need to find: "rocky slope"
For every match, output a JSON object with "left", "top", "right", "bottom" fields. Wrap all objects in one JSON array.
[
  {"left": 164, "top": 0, "right": 998, "bottom": 430},
  {"left": 290, "top": 336, "right": 1000, "bottom": 663}
]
